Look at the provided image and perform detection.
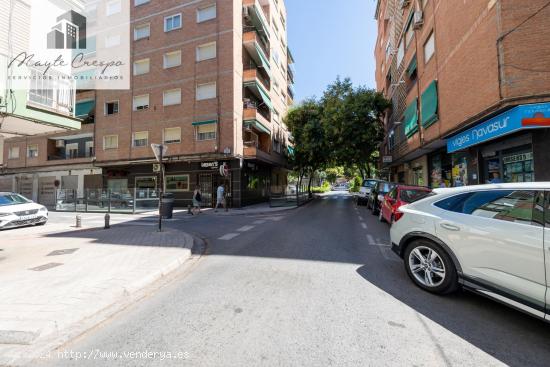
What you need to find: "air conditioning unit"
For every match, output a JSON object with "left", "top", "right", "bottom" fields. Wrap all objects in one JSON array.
[
  {"left": 413, "top": 11, "right": 424, "bottom": 29},
  {"left": 55, "top": 140, "right": 65, "bottom": 148}
]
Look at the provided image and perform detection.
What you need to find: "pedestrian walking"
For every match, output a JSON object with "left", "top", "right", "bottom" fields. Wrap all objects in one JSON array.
[
  {"left": 215, "top": 183, "right": 227, "bottom": 212},
  {"left": 192, "top": 186, "right": 202, "bottom": 215}
]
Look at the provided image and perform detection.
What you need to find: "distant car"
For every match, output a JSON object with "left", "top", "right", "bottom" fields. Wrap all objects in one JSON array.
[
  {"left": 0, "top": 192, "right": 48, "bottom": 229},
  {"left": 98, "top": 193, "right": 134, "bottom": 209},
  {"left": 368, "top": 181, "right": 396, "bottom": 215},
  {"left": 357, "top": 179, "right": 384, "bottom": 205},
  {"left": 390, "top": 183, "right": 550, "bottom": 321},
  {"left": 332, "top": 183, "right": 349, "bottom": 191},
  {"left": 379, "top": 185, "right": 433, "bottom": 223}
]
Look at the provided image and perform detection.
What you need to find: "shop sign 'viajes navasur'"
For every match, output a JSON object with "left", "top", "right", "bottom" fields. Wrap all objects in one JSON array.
[{"left": 447, "top": 102, "right": 550, "bottom": 153}]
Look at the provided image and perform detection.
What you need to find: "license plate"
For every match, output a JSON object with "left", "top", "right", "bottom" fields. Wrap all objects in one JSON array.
[{"left": 19, "top": 215, "right": 38, "bottom": 220}]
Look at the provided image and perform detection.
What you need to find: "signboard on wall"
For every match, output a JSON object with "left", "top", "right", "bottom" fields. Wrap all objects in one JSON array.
[
  {"left": 382, "top": 156, "right": 393, "bottom": 163},
  {"left": 447, "top": 102, "right": 550, "bottom": 153},
  {"left": 201, "top": 162, "right": 219, "bottom": 169}
]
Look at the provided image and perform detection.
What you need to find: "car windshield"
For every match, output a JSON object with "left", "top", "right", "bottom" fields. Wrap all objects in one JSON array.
[
  {"left": 362, "top": 180, "right": 378, "bottom": 188},
  {"left": 379, "top": 183, "right": 394, "bottom": 193},
  {"left": 0, "top": 193, "right": 31, "bottom": 206},
  {"left": 400, "top": 189, "right": 432, "bottom": 203}
]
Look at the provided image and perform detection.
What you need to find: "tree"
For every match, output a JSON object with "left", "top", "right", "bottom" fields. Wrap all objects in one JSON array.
[
  {"left": 321, "top": 78, "right": 390, "bottom": 179},
  {"left": 285, "top": 99, "right": 329, "bottom": 196}
]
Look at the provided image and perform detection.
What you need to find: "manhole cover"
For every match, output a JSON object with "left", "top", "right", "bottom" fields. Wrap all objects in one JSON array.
[
  {"left": 29, "top": 263, "right": 63, "bottom": 271},
  {"left": 47, "top": 248, "right": 79, "bottom": 256}
]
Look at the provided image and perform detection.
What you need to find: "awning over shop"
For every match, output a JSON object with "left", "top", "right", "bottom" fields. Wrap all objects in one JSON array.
[
  {"left": 404, "top": 98, "right": 419, "bottom": 138},
  {"left": 75, "top": 100, "right": 95, "bottom": 118},
  {"left": 192, "top": 119, "right": 217, "bottom": 126},
  {"left": 406, "top": 55, "right": 417, "bottom": 77},
  {"left": 421, "top": 80, "right": 439, "bottom": 127},
  {"left": 244, "top": 119, "right": 271, "bottom": 135}
]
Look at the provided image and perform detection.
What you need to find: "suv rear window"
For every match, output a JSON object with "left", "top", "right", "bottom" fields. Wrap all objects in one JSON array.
[
  {"left": 434, "top": 190, "right": 540, "bottom": 225},
  {"left": 362, "top": 180, "right": 377, "bottom": 188}
]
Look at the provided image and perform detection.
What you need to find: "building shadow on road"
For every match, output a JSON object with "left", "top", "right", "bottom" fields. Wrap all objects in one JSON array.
[{"left": 356, "top": 263, "right": 550, "bottom": 367}]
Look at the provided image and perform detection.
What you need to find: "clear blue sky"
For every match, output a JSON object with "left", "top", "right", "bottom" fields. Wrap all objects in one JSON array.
[{"left": 286, "top": 0, "right": 378, "bottom": 102}]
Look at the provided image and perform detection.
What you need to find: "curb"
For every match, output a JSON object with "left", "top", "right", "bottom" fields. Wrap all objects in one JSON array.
[{"left": 0, "top": 230, "right": 198, "bottom": 367}]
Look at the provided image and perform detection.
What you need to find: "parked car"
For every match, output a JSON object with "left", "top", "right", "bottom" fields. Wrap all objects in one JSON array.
[
  {"left": 0, "top": 192, "right": 48, "bottom": 229},
  {"left": 379, "top": 185, "right": 432, "bottom": 223},
  {"left": 332, "top": 183, "right": 349, "bottom": 191},
  {"left": 367, "top": 181, "right": 395, "bottom": 215},
  {"left": 390, "top": 183, "right": 550, "bottom": 321},
  {"left": 357, "top": 179, "right": 384, "bottom": 205},
  {"left": 98, "top": 193, "right": 135, "bottom": 209}
]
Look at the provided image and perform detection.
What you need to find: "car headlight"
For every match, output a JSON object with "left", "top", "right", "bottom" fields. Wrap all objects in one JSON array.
[{"left": 39, "top": 206, "right": 48, "bottom": 212}]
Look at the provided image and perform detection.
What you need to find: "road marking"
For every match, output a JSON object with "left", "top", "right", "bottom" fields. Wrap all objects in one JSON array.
[
  {"left": 366, "top": 234, "right": 375, "bottom": 244},
  {"left": 361, "top": 223, "right": 367, "bottom": 229},
  {"left": 218, "top": 233, "right": 240, "bottom": 240},
  {"left": 237, "top": 225, "right": 255, "bottom": 232},
  {"left": 358, "top": 216, "right": 363, "bottom": 220},
  {"left": 268, "top": 216, "right": 283, "bottom": 222},
  {"left": 253, "top": 220, "right": 266, "bottom": 225}
]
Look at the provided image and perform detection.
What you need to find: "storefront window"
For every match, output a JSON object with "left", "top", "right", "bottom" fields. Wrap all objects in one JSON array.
[
  {"left": 452, "top": 154, "right": 468, "bottom": 187},
  {"left": 430, "top": 153, "right": 452, "bottom": 188},
  {"left": 503, "top": 152, "right": 534, "bottom": 183},
  {"left": 107, "top": 179, "right": 128, "bottom": 193},
  {"left": 166, "top": 175, "right": 190, "bottom": 192}
]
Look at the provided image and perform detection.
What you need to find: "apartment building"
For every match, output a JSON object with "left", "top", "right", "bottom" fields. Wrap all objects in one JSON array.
[
  {"left": 2, "top": 0, "right": 295, "bottom": 208},
  {"left": 0, "top": 0, "right": 83, "bottom": 197},
  {"left": 374, "top": 0, "right": 550, "bottom": 188}
]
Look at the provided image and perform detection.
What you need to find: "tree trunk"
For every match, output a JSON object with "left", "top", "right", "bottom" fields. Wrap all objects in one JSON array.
[
  {"left": 366, "top": 163, "right": 371, "bottom": 179},
  {"left": 307, "top": 167, "right": 316, "bottom": 198}
]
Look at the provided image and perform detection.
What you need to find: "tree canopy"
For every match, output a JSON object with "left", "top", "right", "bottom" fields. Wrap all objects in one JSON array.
[{"left": 284, "top": 78, "right": 390, "bottom": 194}]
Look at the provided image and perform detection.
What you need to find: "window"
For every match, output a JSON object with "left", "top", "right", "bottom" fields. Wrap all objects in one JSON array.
[
  {"left": 105, "top": 101, "right": 119, "bottom": 115},
  {"left": 133, "top": 94, "right": 149, "bottom": 111},
  {"left": 273, "top": 109, "right": 280, "bottom": 124},
  {"left": 133, "top": 131, "right": 149, "bottom": 147},
  {"left": 424, "top": 31, "right": 435, "bottom": 63},
  {"left": 66, "top": 143, "right": 78, "bottom": 158},
  {"left": 134, "top": 0, "right": 149, "bottom": 6},
  {"left": 106, "top": 0, "right": 121, "bottom": 16},
  {"left": 273, "top": 50, "right": 280, "bottom": 66},
  {"left": 196, "top": 42, "right": 216, "bottom": 61},
  {"left": 196, "top": 124, "right": 216, "bottom": 141},
  {"left": 105, "top": 34, "right": 121, "bottom": 48},
  {"left": 27, "top": 145, "right": 38, "bottom": 158},
  {"left": 85, "top": 141, "right": 94, "bottom": 157},
  {"left": 103, "top": 135, "right": 118, "bottom": 149},
  {"left": 397, "top": 38, "right": 405, "bottom": 65},
  {"left": 163, "top": 50, "right": 182, "bottom": 68},
  {"left": 434, "top": 190, "right": 539, "bottom": 225},
  {"left": 405, "top": 16, "right": 414, "bottom": 48},
  {"left": 165, "top": 175, "right": 190, "bottom": 192},
  {"left": 163, "top": 127, "right": 181, "bottom": 144},
  {"left": 164, "top": 14, "right": 182, "bottom": 32},
  {"left": 8, "top": 146, "right": 19, "bottom": 159},
  {"left": 134, "top": 24, "right": 150, "bottom": 40},
  {"left": 133, "top": 59, "right": 150, "bottom": 75},
  {"left": 197, "top": 4, "right": 216, "bottom": 22},
  {"left": 196, "top": 82, "right": 216, "bottom": 100},
  {"left": 163, "top": 89, "right": 181, "bottom": 106}
]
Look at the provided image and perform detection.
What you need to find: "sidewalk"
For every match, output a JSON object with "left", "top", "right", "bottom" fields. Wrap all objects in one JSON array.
[
  {"left": 189, "top": 201, "right": 299, "bottom": 217},
  {"left": 0, "top": 223, "right": 196, "bottom": 366}
]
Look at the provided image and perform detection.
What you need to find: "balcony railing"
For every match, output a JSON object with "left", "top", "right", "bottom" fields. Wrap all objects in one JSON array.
[
  {"left": 243, "top": 68, "right": 270, "bottom": 91},
  {"left": 243, "top": 28, "right": 270, "bottom": 58},
  {"left": 48, "top": 152, "right": 94, "bottom": 161}
]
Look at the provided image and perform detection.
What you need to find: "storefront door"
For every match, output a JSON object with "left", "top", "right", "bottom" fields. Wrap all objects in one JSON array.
[{"left": 199, "top": 174, "right": 213, "bottom": 207}]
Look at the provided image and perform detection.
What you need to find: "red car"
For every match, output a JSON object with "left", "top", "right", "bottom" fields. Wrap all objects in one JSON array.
[{"left": 379, "top": 185, "right": 432, "bottom": 224}]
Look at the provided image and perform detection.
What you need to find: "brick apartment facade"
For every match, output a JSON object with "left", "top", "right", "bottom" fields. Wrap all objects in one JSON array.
[
  {"left": 374, "top": 0, "right": 550, "bottom": 188},
  {"left": 1, "top": 0, "right": 295, "bottom": 208}
]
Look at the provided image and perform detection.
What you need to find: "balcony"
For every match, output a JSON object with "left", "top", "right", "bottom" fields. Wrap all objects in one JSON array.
[
  {"left": 244, "top": 104, "right": 271, "bottom": 131},
  {"left": 243, "top": 30, "right": 271, "bottom": 75},
  {"left": 243, "top": 0, "right": 270, "bottom": 39},
  {"left": 27, "top": 68, "right": 76, "bottom": 117},
  {"left": 243, "top": 69, "right": 273, "bottom": 112},
  {"left": 47, "top": 133, "right": 94, "bottom": 161},
  {"left": 287, "top": 66, "right": 295, "bottom": 85}
]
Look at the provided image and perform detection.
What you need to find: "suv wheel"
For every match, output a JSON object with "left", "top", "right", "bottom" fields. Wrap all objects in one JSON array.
[{"left": 404, "top": 239, "right": 458, "bottom": 294}]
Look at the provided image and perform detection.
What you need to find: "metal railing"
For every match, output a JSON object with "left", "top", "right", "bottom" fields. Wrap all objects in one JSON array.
[
  {"left": 55, "top": 188, "right": 160, "bottom": 213},
  {"left": 270, "top": 184, "right": 310, "bottom": 207}
]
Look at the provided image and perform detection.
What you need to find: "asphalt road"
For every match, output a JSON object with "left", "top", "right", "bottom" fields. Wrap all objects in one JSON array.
[{"left": 37, "top": 192, "right": 550, "bottom": 367}]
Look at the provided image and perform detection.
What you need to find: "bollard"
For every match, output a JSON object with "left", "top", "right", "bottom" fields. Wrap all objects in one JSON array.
[
  {"left": 75, "top": 215, "right": 82, "bottom": 228},
  {"left": 188, "top": 204, "right": 192, "bottom": 215},
  {"left": 104, "top": 213, "right": 110, "bottom": 229}
]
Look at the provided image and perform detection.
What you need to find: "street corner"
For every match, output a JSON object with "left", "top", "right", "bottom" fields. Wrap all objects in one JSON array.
[{"left": 0, "top": 222, "right": 196, "bottom": 366}]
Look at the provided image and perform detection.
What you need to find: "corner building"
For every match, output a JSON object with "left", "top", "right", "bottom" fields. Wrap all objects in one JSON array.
[{"left": 374, "top": 0, "right": 550, "bottom": 187}]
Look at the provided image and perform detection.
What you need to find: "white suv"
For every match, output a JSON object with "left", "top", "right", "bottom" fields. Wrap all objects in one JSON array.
[{"left": 390, "top": 183, "right": 550, "bottom": 321}]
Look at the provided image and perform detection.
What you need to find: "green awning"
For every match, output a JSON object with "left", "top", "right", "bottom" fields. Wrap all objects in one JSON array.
[
  {"left": 256, "top": 82, "right": 273, "bottom": 110},
  {"left": 421, "top": 80, "right": 439, "bottom": 127},
  {"left": 255, "top": 43, "right": 271, "bottom": 73},
  {"left": 75, "top": 100, "right": 95, "bottom": 118},
  {"left": 248, "top": 3, "right": 270, "bottom": 38},
  {"left": 287, "top": 145, "right": 295, "bottom": 156},
  {"left": 244, "top": 119, "right": 271, "bottom": 134},
  {"left": 404, "top": 98, "right": 419, "bottom": 138},
  {"left": 406, "top": 55, "right": 417, "bottom": 77},
  {"left": 192, "top": 119, "right": 217, "bottom": 126}
]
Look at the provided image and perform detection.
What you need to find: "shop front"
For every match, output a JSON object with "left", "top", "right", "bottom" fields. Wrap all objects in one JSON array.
[{"left": 447, "top": 102, "right": 550, "bottom": 184}]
